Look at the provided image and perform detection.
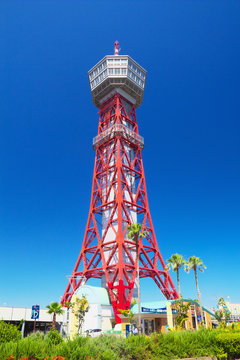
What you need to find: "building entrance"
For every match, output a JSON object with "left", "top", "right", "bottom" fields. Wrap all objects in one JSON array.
[{"left": 144, "top": 319, "right": 155, "bottom": 335}]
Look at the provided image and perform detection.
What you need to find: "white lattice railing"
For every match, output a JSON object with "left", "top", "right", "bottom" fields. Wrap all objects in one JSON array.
[{"left": 93, "top": 124, "right": 144, "bottom": 150}]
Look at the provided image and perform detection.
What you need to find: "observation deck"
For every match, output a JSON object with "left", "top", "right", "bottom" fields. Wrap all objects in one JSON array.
[
  {"left": 93, "top": 124, "right": 144, "bottom": 150},
  {"left": 88, "top": 43, "right": 147, "bottom": 108}
]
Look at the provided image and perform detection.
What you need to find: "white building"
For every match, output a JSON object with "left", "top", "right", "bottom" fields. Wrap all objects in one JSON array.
[
  {"left": 68, "top": 285, "right": 113, "bottom": 337},
  {"left": 0, "top": 305, "right": 68, "bottom": 336},
  {"left": 225, "top": 301, "right": 240, "bottom": 321}
]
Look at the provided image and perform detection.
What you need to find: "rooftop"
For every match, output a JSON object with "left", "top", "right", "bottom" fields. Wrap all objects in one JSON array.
[{"left": 76, "top": 285, "right": 111, "bottom": 306}]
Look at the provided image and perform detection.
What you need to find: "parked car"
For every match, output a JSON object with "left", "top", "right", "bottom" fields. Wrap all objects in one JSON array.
[{"left": 85, "top": 328, "right": 102, "bottom": 337}]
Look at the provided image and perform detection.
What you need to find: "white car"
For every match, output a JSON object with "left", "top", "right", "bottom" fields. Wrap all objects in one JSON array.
[{"left": 85, "top": 328, "right": 102, "bottom": 337}]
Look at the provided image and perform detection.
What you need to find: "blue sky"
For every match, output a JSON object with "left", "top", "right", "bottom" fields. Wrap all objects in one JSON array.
[{"left": 0, "top": 0, "right": 239, "bottom": 311}]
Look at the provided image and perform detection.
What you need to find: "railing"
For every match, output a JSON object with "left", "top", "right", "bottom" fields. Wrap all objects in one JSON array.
[{"left": 93, "top": 124, "right": 144, "bottom": 150}]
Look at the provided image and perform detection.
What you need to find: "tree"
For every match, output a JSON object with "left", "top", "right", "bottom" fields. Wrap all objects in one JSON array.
[
  {"left": 71, "top": 295, "right": 89, "bottom": 334},
  {"left": 118, "top": 299, "right": 137, "bottom": 334},
  {"left": 127, "top": 223, "right": 148, "bottom": 333},
  {"left": 218, "top": 297, "right": 226, "bottom": 307},
  {"left": 185, "top": 256, "right": 206, "bottom": 325},
  {"left": 166, "top": 253, "right": 185, "bottom": 296},
  {"left": 214, "top": 297, "right": 231, "bottom": 327},
  {"left": 174, "top": 299, "right": 191, "bottom": 329},
  {"left": 46, "top": 302, "right": 64, "bottom": 329}
]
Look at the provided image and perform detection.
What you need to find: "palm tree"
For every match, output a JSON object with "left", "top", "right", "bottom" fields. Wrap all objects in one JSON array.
[
  {"left": 46, "top": 302, "right": 64, "bottom": 329},
  {"left": 166, "top": 253, "right": 185, "bottom": 296},
  {"left": 185, "top": 256, "right": 206, "bottom": 324},
  {"left": 127, "top": 223, "right": 148, "bottom": 334}
]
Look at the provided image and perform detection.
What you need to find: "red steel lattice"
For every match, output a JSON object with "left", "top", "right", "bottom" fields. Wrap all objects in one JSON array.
[{"left": 61, "top": 94, "right": 178, "bottom": 322}]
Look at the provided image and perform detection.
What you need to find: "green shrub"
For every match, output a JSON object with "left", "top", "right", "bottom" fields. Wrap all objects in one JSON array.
[
  {"left": 217, "top": 352, "right": 227, "bottom": 360},
  {"left": 216, "top": 332, "right": 240, "bottom": 359},
  {"left": 0, "top": 328, "right": 240, "bottom": 360},
  {"left": 0, "top": 320, "right": 21, "bottom": 343},
  {"left": 46, "top": 329, "right": 63, "bottom": 345},
  {"left": 27, "top": 330, "right": 46, "bottom": 341}
]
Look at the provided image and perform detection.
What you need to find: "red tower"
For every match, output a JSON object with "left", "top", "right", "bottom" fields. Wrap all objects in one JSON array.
[{"left": 61, "top": 44, "right": 178, "bottom": 322}]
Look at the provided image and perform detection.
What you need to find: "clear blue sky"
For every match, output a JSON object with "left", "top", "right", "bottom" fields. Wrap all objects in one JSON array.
[{"left": 0, "top": 0, "right": 239, "bottom": 310}]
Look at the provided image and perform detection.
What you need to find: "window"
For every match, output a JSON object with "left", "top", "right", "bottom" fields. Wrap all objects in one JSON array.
[
  {"left": 115, "top": 68, "right": 120, "bottom": 74},
  {"left": 108, "top": 68, "right": 113, "bottom": 75},
  {"left": 121, "top": 68, "right": 127, "bottom": 75}
]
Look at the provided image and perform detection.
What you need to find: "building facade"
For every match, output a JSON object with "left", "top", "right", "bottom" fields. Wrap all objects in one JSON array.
[
  {"left": 0, "top": 306, "right": 68, "bottom": 336},
  {"left": 225, "top": 301, "right": 240, "bottom": 322},
  {"left": 68, "top": 286, "right": 214, "bottom": 336}
]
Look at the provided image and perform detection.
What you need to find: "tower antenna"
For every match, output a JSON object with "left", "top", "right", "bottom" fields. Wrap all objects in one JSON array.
[{"left": 114, "top": 40, "right": 119, "bottom": 55}]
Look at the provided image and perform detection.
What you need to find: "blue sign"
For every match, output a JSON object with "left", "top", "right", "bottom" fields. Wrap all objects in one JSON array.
[
  {"left": 31, "top": 305, "right": 40, "bottom": 320},
  {"left": 197, "top": 315, "right": 202, "bottom": 322},
  {"left": 141, "top": 307, "right": 178, "bottom": 314},
  {"left": 125, "top": 324, "right": 130, "bottom": 338},
  {"left": 142, "top": 307, "right": 166, "bottom": 313},
  {"left": 141, "top": 307, "right": 167, "bottom": 313}
]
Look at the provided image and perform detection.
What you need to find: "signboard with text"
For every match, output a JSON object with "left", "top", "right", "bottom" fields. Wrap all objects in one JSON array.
[
  {"left": 141, "top": 307, "right": 177, "bottom": 314},
  {"left": 31, "top": 305, "right": 40, "bottom": 320}
]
